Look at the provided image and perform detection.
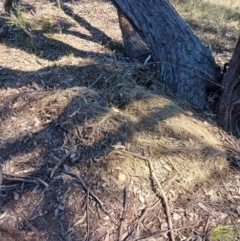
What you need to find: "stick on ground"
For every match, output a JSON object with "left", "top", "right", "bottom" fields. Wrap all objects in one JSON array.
[
  {"left": 63, "top": 170, "right": 117, "bottom": 224},
  {"left": 119, "top": 186, "right": 128, "bottom": 241},
  {"left": 121, "top": 150, "right": 175, "bottom": 241},
  {"left": 50, "top": 146, "right": 78, "bottom": 178}
]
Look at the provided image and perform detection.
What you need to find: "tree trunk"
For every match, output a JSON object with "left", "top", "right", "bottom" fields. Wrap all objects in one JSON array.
[
  {"left": 113, "top": 0, "right": 221, "bottom": 109},
  {"left": 117, "top": 9, "right": 149, "bottom": 58},
  {"left": 217, "top": 37, "right": 240, "bottom": 136}
]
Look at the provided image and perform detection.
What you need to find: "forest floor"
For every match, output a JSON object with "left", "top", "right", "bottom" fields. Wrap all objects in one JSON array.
[{"left": 0, "top": 0, "right": 240, "bottom": 240}]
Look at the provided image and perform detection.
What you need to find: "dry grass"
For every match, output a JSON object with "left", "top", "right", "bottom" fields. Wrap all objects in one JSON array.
[
  {"left": 170, "top": 0, "right": 240, "bottom": 38},
  {"left": 1, "top": 61, "right": 229, "bottom": 191},
  {"left": 169, "top": 0, "right": 240, "bottom": 66}
]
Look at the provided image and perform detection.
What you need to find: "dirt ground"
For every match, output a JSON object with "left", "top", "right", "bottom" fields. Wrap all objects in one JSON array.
[{"left": 0, "top": 0, "right": 240, "bottom": 240}]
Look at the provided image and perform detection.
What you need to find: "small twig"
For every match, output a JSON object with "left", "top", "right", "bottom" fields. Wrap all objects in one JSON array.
[
  {"left": 119, "top": 186, "right": 128, "bottom": 241},
  {"left": 121, "top": 150, "right": 150, "bottom": 161},
  {"left": 202, "top": 216, "right": 210, "bottom": 241},
  {"left": 63, "top": 170, "right": 103, "bottom": 205},
  {"left": 121, "top": 150, "right": 175, "bottom": 241},
  {"left": 134, "top": 200, "right": 161, "bottom": 239},
  {"left": 196, "top": 202, "right": 216, "bottom": 218},
  {"left": 50, "top": 146, "right": 78, "bottom": 178},
  {"left": 148, "top": 160, "right": 175, "bottom": 241},
  {"left": 86, "top": 188, "right": 90, "bottom": 241},
  {"left": 0, "top": 184, "right": 20, "bottom": 190},
  {"left": 3, "top": 172, "right": 49, "bottom": 187},
  {"left": 4, "top": 177, "right": 39, "bottom": 184},
  {"left": 33, "top": 177, "right": 49, "bottom": 188},
  {"left": 63, "top": 170, "right": 117, "bottom": 224},
  {"left": 59, "top": 221, "right": 65, "bottom": 238}
]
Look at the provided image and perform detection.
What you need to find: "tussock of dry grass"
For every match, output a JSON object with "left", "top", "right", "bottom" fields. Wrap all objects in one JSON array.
[
  {"left": 18, "top": 62, "right": 227, "bottom": 192},
  {"left": 104, "top": 83, "right": 227, "bottom": 191}
]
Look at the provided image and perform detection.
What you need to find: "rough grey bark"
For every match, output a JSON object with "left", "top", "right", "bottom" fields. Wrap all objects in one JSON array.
[
  {"left": 113, "top": 0, "right": 221, "bottom": 109},
  {"left": 117, "top": 9, "right": 149, "bottom": 58},
  {"left": 217, "top": 37, "right": 240, "bottom": 136}
]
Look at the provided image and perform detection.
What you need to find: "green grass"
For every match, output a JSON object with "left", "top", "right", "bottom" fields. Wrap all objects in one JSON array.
[{"left": 209, "top": 224, "right": 240, "bottom": 241}]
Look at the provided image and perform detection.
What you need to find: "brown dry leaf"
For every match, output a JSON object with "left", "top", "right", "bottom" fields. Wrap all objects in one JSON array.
[
  {"left": 227, "top": 193, "right": 235, "bottom": 203},
  {"left": 206, "top": 189, "right": 218, "bottom": 202},
  {"left": 73, "top": 212, "right": 86, "bottom": 226},
  {"left": 160, "top": 231, "right": 169, "bottom": 239},
  {"left": 197, "top": 202, "right": 210, "bottom": 214},
  {"left": 133, "top": 187, "right": 139, "bottom": 195},
  {"left": 103, "top": 216, "right": 110, "bottom": 220},
  {"left": 33, "top": 117, "right": 41, "bottom": 128},
  {"left": 161, "top": 222, "right": 168, "bottom": 230}
]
